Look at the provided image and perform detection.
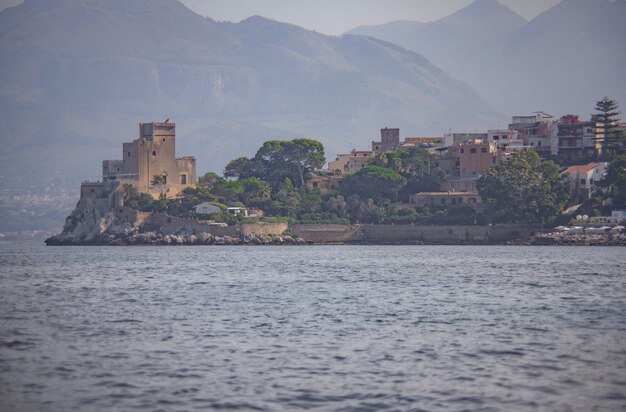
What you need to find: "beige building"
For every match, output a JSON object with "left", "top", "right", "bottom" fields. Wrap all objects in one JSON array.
[
  {"left": 487, "top": 129, "right": 524, "bottom": 151},
  {"left": 328, "top": 150, "right": 374, "bottom": 174},
  {"left": 508, "top": 112, "right": 558, "bottom": 155},
  {"left": 410, "top": 191, "right": 481, "bottom": 210},
  {"left": 306, "top": 174, "right": 343, "bottom": 190},
  {"left": 102, "top": 121, "right": 196, "bottom": 197},
  {"left": 446, "top": 140, "right": 500, "bottom": 178}
]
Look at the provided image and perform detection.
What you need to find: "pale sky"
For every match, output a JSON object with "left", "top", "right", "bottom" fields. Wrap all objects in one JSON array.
[{"left": 0, "top": 0, "right": 562, "bottom": 35}]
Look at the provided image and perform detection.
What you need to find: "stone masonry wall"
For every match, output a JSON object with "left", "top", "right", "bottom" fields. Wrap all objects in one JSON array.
[
  {"left": 292, "top": 223, "right": 539, "bottom": 244},
  {"left": 240, "top": 222, "right": 288, "bottom": 236}
]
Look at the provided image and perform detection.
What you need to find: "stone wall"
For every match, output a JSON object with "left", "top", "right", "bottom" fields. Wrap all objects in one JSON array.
[
  {"left": 291, "top": 224, "right": 359, "bottom": 243},
  {"left": 137, "top": 214, "right": 288, "bottom": 237},
  {"left": 291, "top": 223, "right": 539, "bottom": 244},
  {"left": 143, "top": 213, "right": 238, "bottom": 237},
  {"left": 240, "top": 222, "right": 288, "bottom": 236}
]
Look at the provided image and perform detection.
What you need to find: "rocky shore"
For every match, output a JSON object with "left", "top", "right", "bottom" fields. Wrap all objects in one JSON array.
[
  {"left": 509, "top": 231, "right": 626, "bottom": 246},
  {"left": 46, "top": 229, "right": 307, "bottom": 246},
  {"left": 44, "top": 205, "right": 306, "bottom": 246},
  {"left": 46, "top": 202, "right": 625, "bottom": 247}
]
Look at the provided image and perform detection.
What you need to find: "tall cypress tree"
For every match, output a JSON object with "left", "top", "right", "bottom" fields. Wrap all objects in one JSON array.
[{"left": 592, "top": 97, "right": 621, "bottom": 154}]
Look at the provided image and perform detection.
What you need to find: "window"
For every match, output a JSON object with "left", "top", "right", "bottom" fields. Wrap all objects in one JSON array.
[
  {"left": 580, "top": 178, "right": 586, "bottom": 184},
  {"left": 460, "top": 149, "right": 464, "bottom": 154},
  {"left": 180, "top": 174, "right": 187, "bottom": 185},
  {"left": 470, "top": 148, "right": 477, "bottom": 154},
  {"left": 493, "top": 136, "right": 500, "bottom": 140},
  {"left": 152, "top": 151, "right": 156, "bottom": 156},
  {"left": 162, "top": 138, "right": 166, "bottom": 142},
  {"left": 128, "top": 151, "right": 131, "bottom": 157},
  {"left": 538, "top": 141, "right": 542, "bottom": 147},
  {"left": 481, "top": 148, "right": 487, "bottom": 153}
]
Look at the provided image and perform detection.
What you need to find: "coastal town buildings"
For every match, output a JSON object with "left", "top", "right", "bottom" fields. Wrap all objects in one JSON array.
[
  {"left": 445, "top": 140, "right": 501, "bottom": 179},
  {"left": 562, "top": 162, "right": 609, "bottom": 200},
  {"left": 557, "top": 115, "right": 600, "bottom": 156},
  {"left": 442, "top": 132, "right": 487, "bottom": 147},
  {"left": 508, "top": 112, "right": 558, "bottom": 155},
  {"left": 486, "top": 129, "right": 524, "bottom": 151},
  {"left": 328, "top": 150, "right": 374, "bottom": 174}
]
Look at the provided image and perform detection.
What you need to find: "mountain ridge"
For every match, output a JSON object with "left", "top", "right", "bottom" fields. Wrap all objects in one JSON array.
[
  {"left": 0, "top": 0, "right": 503, "bottom": 194},
  {"left": 346, "top": 0, "right": 626, "bottom": 115}
]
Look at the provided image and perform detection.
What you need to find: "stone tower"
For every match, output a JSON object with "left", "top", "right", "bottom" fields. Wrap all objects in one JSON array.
[{"left": 380, "top": 127, "right": 400, "bottom": 152}]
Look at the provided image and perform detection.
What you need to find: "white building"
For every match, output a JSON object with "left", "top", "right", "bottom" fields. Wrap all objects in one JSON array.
[
  {"left": 562, "top": 162, "right": 608, "bottom": 199},
  {"left": 194, "top": 202, "right": 221, "bottom": 215}
]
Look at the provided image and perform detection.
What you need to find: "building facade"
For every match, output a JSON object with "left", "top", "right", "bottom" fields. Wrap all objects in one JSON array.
[
  {"left": 446, "top": 140, "right": 500, "bottom": 178},
  {"left": 508, "top": 112, "right": 558, "bottom": 155},
  {"left": 328, "top": 150, "right": 374, "bottom": 174},
  {"left": 562, "top": 162, "right": 608, "bottom": 200},
  {"left": 409, "top": 191, "right": 481, "bottom": 210},
  {"left": 557, "top": 115, "right": 599, "bottom": 156},
  {"left": 372, "top": 127, "right": 400, "bottom": 154},
  {"left": 102, "top": 121, "right": 196, "bottom": 197}
]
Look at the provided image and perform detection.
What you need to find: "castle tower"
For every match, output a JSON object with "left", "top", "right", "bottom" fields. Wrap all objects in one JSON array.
[
  {"left": 381, "top": 127, "right": 400, "bottom": 152},
  {"left": 103, "top": 120, "right": 196, "bottom": 198}
]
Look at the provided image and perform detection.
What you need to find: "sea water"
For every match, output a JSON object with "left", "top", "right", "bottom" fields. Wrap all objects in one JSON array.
[{"left": 1, "top": 242, "right": 625, "bottom": 411}]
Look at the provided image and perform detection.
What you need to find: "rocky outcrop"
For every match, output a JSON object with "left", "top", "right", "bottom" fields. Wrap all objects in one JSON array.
[
  {"left": 509, "top": 231, "right": 626, "bottom": 246},
  {"left": 45, "top": 206, "right": 306, "bottom": 246}
]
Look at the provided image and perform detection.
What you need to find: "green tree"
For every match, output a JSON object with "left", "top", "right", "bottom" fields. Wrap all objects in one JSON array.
[
  {"left": 212, "top": 179, "right": 244, "bottom": 203},
  {"left": 151, "top": 174, "right": 166, "bottom": 195},
  {"left": 592, "top": 97, "right": 622, "bottom": 154},
  {"left": 284, "top": 139, "right": 325, "bottom": 186},
  {"left": 121, "top": 183, "right": 154, "bottom": 211},
  {"left": 477, "top": 151, "right": 572, "bottom": 224},
  {"left": 224, "top": 157, "right": 254, "bottom": 179},
  {"left": 603, "top": 153, "right": 626, "bottom": 209},
  {"left": 341, "top": 165, "right": 407, "bottom": 202},
  {"left": 371, "top": 148, "right": 443, "bottom": 201},
  {"left": 243, "top": 177, "right": 271, "bottom": 199},
  {"left": 240, "top": 139, "right": 325, "bottom": 188},
  {"left": 197, "top": 172, "right": 220, "bottom": 189}
]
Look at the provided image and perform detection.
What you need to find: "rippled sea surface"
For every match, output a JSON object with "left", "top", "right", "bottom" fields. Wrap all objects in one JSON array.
[{"left": 1, "top": 242, "right": 626, "bottom": 411}]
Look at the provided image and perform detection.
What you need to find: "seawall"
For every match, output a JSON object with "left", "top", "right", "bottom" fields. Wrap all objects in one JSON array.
[
  {"left": 292, "top": 224, "right": 539, "bottom": 245},
  {"left": 46, "top": 203, "right": 541, "bottom": 246}
]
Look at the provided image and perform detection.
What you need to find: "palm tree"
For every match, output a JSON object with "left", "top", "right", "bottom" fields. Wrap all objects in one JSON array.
[{"left": 151, "top": 174, "right": 166, "bottom": 196}]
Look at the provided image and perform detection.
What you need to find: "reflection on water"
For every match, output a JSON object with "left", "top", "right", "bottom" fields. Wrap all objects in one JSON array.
[{"left": 1, "top": 243, "right": 625, "bottom": 410}]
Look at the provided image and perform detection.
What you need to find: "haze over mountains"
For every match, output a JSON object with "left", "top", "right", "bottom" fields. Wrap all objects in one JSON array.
[
  {"left": 348, "top": 0, "right": 626, "bottom": 116},
  {"left": 0, "top": 0, "right": 500, "bottom": 189}
]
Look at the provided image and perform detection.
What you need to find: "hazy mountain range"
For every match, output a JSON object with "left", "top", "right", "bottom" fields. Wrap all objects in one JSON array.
[
  {"left": 0, "top": 0, "right": 501, "bottom": 189},
  {"left": 348, "top": 0, "right": 626, "bottom": 115}
]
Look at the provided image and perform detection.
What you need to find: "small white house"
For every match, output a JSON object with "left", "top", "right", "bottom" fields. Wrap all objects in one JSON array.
[{"left": 194, "top": 202, "right": 221, "bottom": 215}]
